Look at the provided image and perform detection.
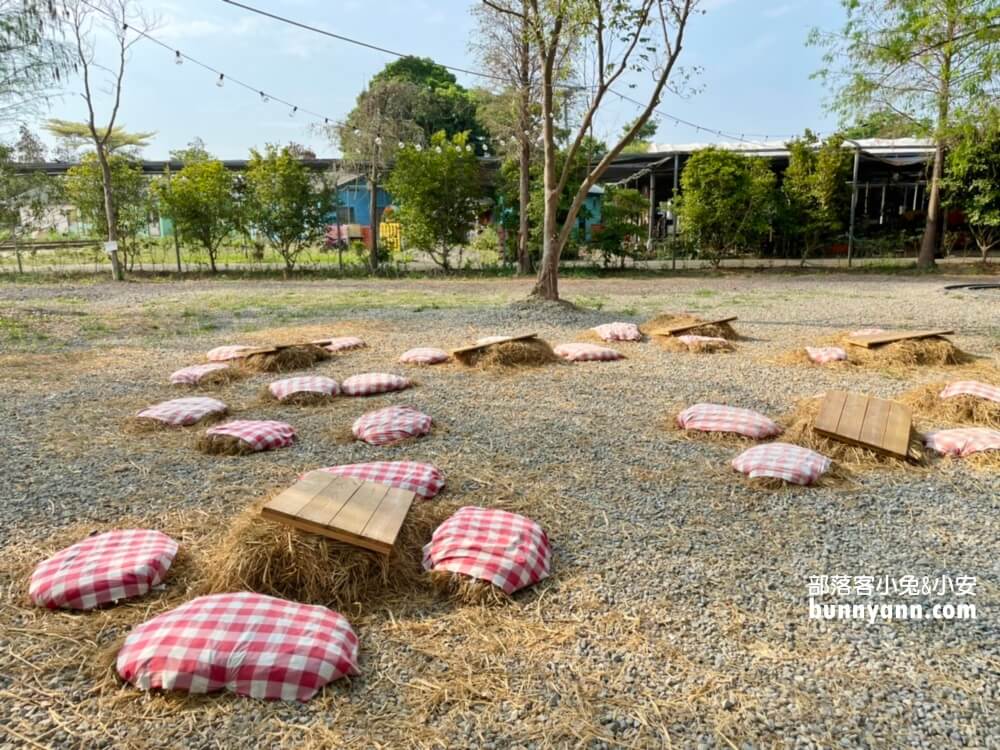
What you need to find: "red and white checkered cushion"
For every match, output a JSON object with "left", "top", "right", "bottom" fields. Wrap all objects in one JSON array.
[
  {"left": 592, "top": 322, "right": 642, "bottom": 342},
  {"left": 849, "top": 328, "right": 886, "bottom": 337},
  {"left": 677, "top": 403, "right": 782, "bottom": 439},
  {"left": 268, "top": 376, "right": 339, "bottom": 401},
  {"left": 324, "top": 336, "right": 366, "bottom": 352},
  {"left": 136, "top": 397, "right": 227, "bottom": 426},
  {"left": 314, "top": 461, "right": 444, "bottom": 499},
  {"left": 341, "top": 373, "right": 412, "bottom": 397},
  {"left": 805, "top": 346, "right": 847, "bottom": 364},
  {"left": 204, "top": 420, "right": 296, "bottom": 452},
  {"left": 476, "top": 335, "right": 512, "bottom": 346},
  {"left": 170, "top": 363, "right": 231, "bottom": 385},
  {"left": 206, "top": 345, "right": 252, "bottom": 362},
  {"left": 732, "top": 442, "right": 832, "bottom": 485},
  {"left": 939, "top": 381, "right": 1000, "bottom": 404},
  {"left": 352, "top": 405, "right": 432, "bottom": 446},
  {"left": 116, "top": 592, "right": 359, "bottom": 702},
  {"left": 29, "top": 530, "right": 177, "bottom": 610},
  {"left": 924, "top": 428, "right": 1000, "bottom": 457},
  {"left": 399, "top": 347, "right": 450, "bottom": 365},
  {"left": 422, "top": 507, "right": 552, "bottom": 595},
  {"left": 554, "top": 342, "right": 624, "bottom": 362},
  {"left": 677, "top": 334, "right": 729, "bottom": 347}
]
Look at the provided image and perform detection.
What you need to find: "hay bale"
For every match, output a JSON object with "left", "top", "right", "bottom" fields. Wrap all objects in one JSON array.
[
  {"left": 779, "top": 397, "right": 925, "bottom": 470},
  {"left": 641, "top": 314, "right": 739, "bottom": 340},
  {"left": 238, "top": 345, "right": 331, "bottom": 374},
  {"left": 454, "top": 338, "right": 560, "bottom": 369},
  {"left": 835, "top": 334, "right": 974, "bottom": 368},
  {"left": 198, "top": 499, "right": 456, "bottom": 610},
  {"left": 123, "top": 411, "right": 227, "bottom": 434},
  {"left": 896, "top": 383, "right": 1000, "bottom": 429},
  {"left": 195, "top": 433, "right": 257, "bottom": 455},
  {"left": 428, "top": 570, "right": 510, "bottom": 606},
  {"left": 260, "top": 386, "right": 336, "bottom": 406},
  {"left": 656, "top": 336, "right": 735, "bottom": 354}
]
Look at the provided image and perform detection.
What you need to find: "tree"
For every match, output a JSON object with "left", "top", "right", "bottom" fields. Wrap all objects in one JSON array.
[
  {"left": 944, "top": 116, "right": 1000, "bottom": 262},
  {"left": 46, "top": 118, "right": 155, "bottom": 156},
  {"left": 812, "top": 0, "right": 1000, "bottom": 268},
  {"left": 243, "top": 144, "right": 334, "bottom": 272},
  {"left": 620, "top": 117, "right": 660, "bottom": 154},
  {"left": 674, "top": 148, "right": 777, "bottom": 267},
  {"left": 781, "top": 131, "right": 853, "bottom": 264},
  {"left": 490, "top": 0, "right": 700, "bottom": 300},
  {"left": 0, "top": 142, "right": 54, "bottom": 271},
  {"left": 840, "top": 109, "right": 929, "bottom": 139},
  {"left": 13, "top": 124, "right": 46, "bottom": 162},
  {"left": 169, "top": 137, "right": 211, "bottom": 164},
  {"left": 154, "top": 160, "right": 237, "bottom": 273},
  {"left": 386, "top": 131, "right": 481, "bottom": 271},
  {"left": 61, "top": 0, "right": 156, "bottom": 280},
  {"left": 590, "top": 186, "right": 648, "bottom": 267},
  {"left": 0, "top": 1, "right": 67, "bottom": 126},
  {"left": 64, "top": 152, "right": 149, "bottom": 270}
]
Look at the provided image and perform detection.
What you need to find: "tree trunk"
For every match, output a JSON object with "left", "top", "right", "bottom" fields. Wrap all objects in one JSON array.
[
  {"left": 532, "top": 186, "right": 561, "bottom": 299},
  {"left": 173, "top": 230, "right": 182, "bottom": 272},
  {"left": 96, "top": 145, "right": 123, "bottom": 281},
  {"left": 918, "top": 139, "right": 945, "bottom": 268},
  {"left": 368, "top": 171, "right": 380, "bottom": 272},
  {"left": 516, "top": 5, "right": 531, "bottom": 275}
]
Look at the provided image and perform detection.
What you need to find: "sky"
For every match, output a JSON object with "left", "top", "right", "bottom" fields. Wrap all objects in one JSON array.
[{"left": 28, "top": 0, "right": 849, "bottom": 160}]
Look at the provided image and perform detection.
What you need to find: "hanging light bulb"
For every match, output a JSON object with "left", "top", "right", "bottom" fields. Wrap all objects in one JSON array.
[
  {"left": 374, "top": 135, "right": 382, "bottom": 146},
  {"left": 174, "top": 51, "right": 183, "bottom": 65},
  {"left": 435, "top": 145, "right": 442, "bottom": 154},
  {"left": 260, "top": 91, "right": 269, "bottom": 103},
  {"left": 216, "top": 73, "right": 224, "bottom": 88},
  {"left": 353, "top": 128, "right": 361, "bottom": 136},
  {"left": 465, "top": 144, "right": 472, "bottom": 152},
  {"left": 288, "top": 105, "right": 297, "bottom": 118},
  {"left": 415, "top": 144, "right": 423, "bottom": 151},
  {"left": 397, "top": 141, "right": 404, "bottom": 149}
]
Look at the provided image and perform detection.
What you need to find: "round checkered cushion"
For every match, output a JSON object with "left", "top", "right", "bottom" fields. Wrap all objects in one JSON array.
[
  {"left": 136, "top": 397, "right": 228, "bottom": 426},
  {"left": 170, "top": 363, "right": 231, "bottom": 385},
  {"left": 422, "top": 506, "right": 552, "bottom": 595},
  {"left": 677, "top": 404, "right": 782, "bottom": 439},
  {"left": 116, "top": 592, "right": 359, "bottom": 702},
  {"left": 315, "top": 461, "right": 444, "bottom": 499},
  {"left": 939, "top": 381, "right": 1000, "bottom": 404},
  {"left": 324, "top": 336, "right": 366, "bottom": 352},
  {"left": 341, "top": 373, "right": 412, "bottom": 397},
  {"left": 554, "top": 343, "right": 624, "bottom": 362},
  {"left": 206, "top": 345, "right": 252, "bottom": 362},
  {"left": 732, "top": 443, "right": 832, "bottom": 485},
  {"left": 352, "top": 405, "right": 432, "bottom": 446},
  {"left": 925, "top": 428, "right": 1000, "bottom": 458},
  {"left": 29, "top": 530, "right": 178, "bottom": 610},
  {"left": 268, "top": 376, "right": 339, "bottom": 402},
  {"left": 399, "top": 347, "right": 450, "bottom": 365},
  {"left": 592, "top": 322, "right": 641, "bottom": 342},
  {"left": 805, "top": 346, "right": 847, "bottom": 364},
  {"left": 204, "top": 420, "right": 296, "bottom": 452}
]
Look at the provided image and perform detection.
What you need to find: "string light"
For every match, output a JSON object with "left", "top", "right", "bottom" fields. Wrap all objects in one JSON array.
[
  {"left": 174, "top": 50, "right": 182, "bottom": 65},
  {"left": 260, "top": 91, "right": 269, "bottom": 103},
  {"left": 216, "top": 73, "right": 224, "bottom": 87},
  {"left": 288, "top": 105, "right": 297, "bottom": 118},
  {"left": 374, "top": 135, "right": 382, "bottom": 146}
]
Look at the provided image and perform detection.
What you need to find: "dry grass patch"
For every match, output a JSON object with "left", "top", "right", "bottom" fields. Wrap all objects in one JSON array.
[
  {"left": 656, "top": 336, "right": 735, "bottom": 354},
  {"left": 641, "top": 314, "right": 740, "bottom": 340},
  {"left": 237, "top": 344, "right": 331, "bottom": 374},
  {"left": 453, "top": 338, "right": 561, "bottom": 369},
  {"left": 895, "top": 371, "right": 1000, "bottom": 429}
]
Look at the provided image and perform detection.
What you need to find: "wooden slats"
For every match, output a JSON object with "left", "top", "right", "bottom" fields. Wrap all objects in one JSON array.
[
  {"left": 260, "top": 472, "right": 416, "bottom": 555},
  {"left": 648, "top": 316, "right": 737, "bottom": 337},
  {"left": 813, "top": 390, "right": 916, "bottom": 460},
  {"left": 845, "top": 329, "right": 954, "bottom": 348},
  {"left": 451, "top": 332, "right": 538, "bottom": 356}
]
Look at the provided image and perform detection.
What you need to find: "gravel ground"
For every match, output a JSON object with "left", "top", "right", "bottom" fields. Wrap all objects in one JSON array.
[{"left": 0, "top": 273, "right": 998, "bottom": 750}]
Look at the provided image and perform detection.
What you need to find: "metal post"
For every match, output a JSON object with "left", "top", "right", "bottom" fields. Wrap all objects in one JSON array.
[
  {"left": 672, "top": 153, "right": 679, "bottom": 270},
  {"left": 847, "top": 146, "right": 861, "bottom": 267},
  {"left": 647, "top": 171, "right": 656, "bottom": 254},
  {"left": 879, "top": 184, "right": 887, "bottom": 225}
]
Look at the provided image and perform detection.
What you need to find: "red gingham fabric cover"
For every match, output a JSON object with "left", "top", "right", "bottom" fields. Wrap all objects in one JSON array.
[
  {"left": 170, "top": 363, "right": 231, "bottom": 385},
  {"left": 677, "top": 334, "right": 730, "bottom": 347},
  {"left": 422, "top": 506, "right": 552, "bottom": 595},
  {"left": 116, "top": 592, "right": 359, "bottom": 702},
  {"left": 204, "top": 420, "right": 296, "bottom": 452},
  {"left": 677, "top": 403, "right": 782, "bottom": 439},
  {"left": 731, "top": 442, "right": 832, "bottom": 485},
  {"left": 136, "top": 397, "right": 227, "bottom": 426},
  {"left": 399, "top": 347, "right": 450, "bottom": 365},
  {"left": 314, "top": 461, "right": 444, "bottom": 499},
  {"left": 939, "top": 381, "right": 1000, "bottom": 404},
  {"left": 324, "top": 336, "right": 366, "bottom": 352},
  {"left": 268, "top": 376, "right": 339, "bottom": 402},
  {"left": 352, "top": 405, "right": 432, "bottom": 446},
  {"left": 476, "top": 335, "right": 512, "bottom": 346},
  {"left": 341, "top": 373, "right": 412, "bottom": 397},
  {"left": 924, "top": 428, "right": 1000, "bottom": 457},
  {"left": 805, "top": 346, "right": 847, "bottom": 364},
  {"left": 592, "top": 322, "right": 642, "bottom": 342},
  {"left": 206, "top": 345, "right": 252, "bottom": 362},
  {"left": 29, "top": 530, "right": 177, "bottom": 610},
  {"left": 849, "top": 328, "right": 886, "bottom": 337},
  {"left": 554, "top": 342, "right": 623, "bottom": 362}
]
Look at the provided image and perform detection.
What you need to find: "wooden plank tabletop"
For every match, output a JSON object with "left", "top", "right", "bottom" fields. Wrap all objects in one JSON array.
[
  {"left": 813, "top": 390, "right": 915, "bottom": 460},
  {"left": 260, "top": 471, "right": 416, "bottom": 555},
  {"left": 845, "top": 329, "right": 954, "bottom": 348},
  {"left": 648, "top": 316, "right": 737, "bottom": 337},
  {"left": 451, "top": 332, "right": 538, "bottom": 356}
]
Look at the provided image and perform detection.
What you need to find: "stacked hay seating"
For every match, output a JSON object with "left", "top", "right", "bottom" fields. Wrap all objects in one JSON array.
[
  {"left": 813, "top": 390, "right": 921, "bottom": 462},
  {"left": 451, "top": 333, "right": 559, "bottom": 369}
]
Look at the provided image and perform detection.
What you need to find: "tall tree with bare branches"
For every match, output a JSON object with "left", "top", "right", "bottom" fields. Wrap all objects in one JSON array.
[
  {"left": 485, "top": 0, "right": 699, "bottom": 300},
  {"left": 0, "top": 1, "right": 67, "bottom": 126},
  {"left": 62, "top": 0, "right": 155, "bottom": 281}
]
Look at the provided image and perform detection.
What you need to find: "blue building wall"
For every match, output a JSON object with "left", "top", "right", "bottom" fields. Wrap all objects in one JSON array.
[{"left": 335, "top": 177, "right": 393, "bottom": 225}]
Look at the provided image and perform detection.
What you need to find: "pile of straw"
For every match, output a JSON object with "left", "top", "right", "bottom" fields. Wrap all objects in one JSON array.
[
  {"left": 843, "top": 337, "right": 974, "bottom": 368},
  {"left": 897, "top": 382, "right": 1000, "bottom": 429},
  {"left": 428, "top": 570, "right": 511, "bottom": 606},
  {"left": 641, "top": 314, "right": 739, "bottom": 340},
  {"left": 453, "top": 338, "right": 560, "bottom": 369},
  {"left": 197, "top": 499, "right": 459, "bottom": 611},
  {"left": 238, "top": 345, "right": 331, "bottom": 374},
  {"left": 195, "top": 433, "right": 257, "bottom": 456},
  {"left": 778, "top": 396, "right": 925, "bottom": 470},
  {"left": 656, "top": 336, "right": 735, "bottom": 354},
  {"left": 260, "top": 387, "right": 336, "bottom": 406},
  {"left": 124, "top": 410, "right": 227, "bottom": 433}
]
